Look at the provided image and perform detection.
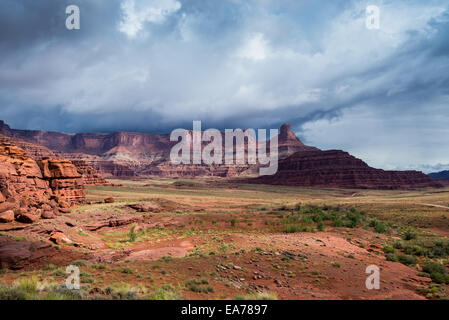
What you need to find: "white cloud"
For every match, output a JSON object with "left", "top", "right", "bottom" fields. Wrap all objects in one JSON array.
[
  {"left": 235, "top": 33, "right": 270, "bottom": 61},
  {"left": 119, "top": 0, "right": 181, "bottom": 38}
]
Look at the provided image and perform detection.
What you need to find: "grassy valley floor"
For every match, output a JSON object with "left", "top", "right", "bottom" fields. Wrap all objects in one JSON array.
[{"left": 1, "top": 178, "right": 449, "bottom": 300}]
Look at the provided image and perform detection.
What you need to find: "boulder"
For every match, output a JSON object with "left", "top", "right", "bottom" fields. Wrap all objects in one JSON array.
[
  {"left": 104, "top": 197, "right": 115, "bottom": 204},
  {"left": 41, "top": 211, "right": 56, "bottom": 219},
  {"left": 16, "top": 212, "right": 40, "bottom": 224},
  {"left": 128, "top": 202, "right": 161, "bottom": 213},
  {"left": 49, "top": 232, "right": 72, "bottom": 245},
  {"left": 0, "top": 210, "right": 14, "bottom": 223},
  {"left": 0, "top": 201, "right": 16, "bottom": 213}
]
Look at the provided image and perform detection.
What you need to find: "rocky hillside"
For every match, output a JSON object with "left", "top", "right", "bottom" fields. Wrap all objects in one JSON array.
[
  {"left": 0, "top": 138, "right": 85, "bottom": 224},
  {"left": 247, "top": 150, "right": 444, "bottom": 190},
  {"left": 0, "top": 134, "right": 110, "bottom": 186}
]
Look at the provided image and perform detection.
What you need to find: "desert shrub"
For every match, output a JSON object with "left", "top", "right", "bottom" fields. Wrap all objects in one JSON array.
[
  {"left": 403, "top": 229, "right": 417, "bottom": 241},
  {"left": 234, "top": 291, "right": 277, "bottom": 300},
  {"left": 422, "top": 262, "right": 449, "bottom": 284},
  {"left": 91, "top": 264, "right": 106, "bottom": 270},
  {"left": 147, "top": 285, "right": 181, "bottom": 300},
  {"left": 397, "top": 254, "right": 418, "bottom": 266},
  {"left": 428, "top": 241, "right": 449, "bottom": 258},
  {"left": 121, "top": 267, "right": 133, "bottom": 274},
  {"left": 43, "top": 264, "right": 58, "bottom": 271},
  {"left": 128, "top": 224, "right": 138, "bottom": 242},
  {"left": 105, "top": 284, "right": 139, "bottom": 300},
  {"left": 333, "top": 218, "right": 344, "bottom": 227},
  {"left": 317, "top": 221, "right": 324, "bottom": 231},
  {"left": 71, "top": 260, "right": 86, "bottom": 267},
  {"left": 0, "top": 285, "right": 28, "bottom": 300},
  {"left": 0, "top": 277, "right": 41, "bottom": 300},
  {"left": 382, "top": 245, "right": 395, "bottom": 254},
  {"left": 43, "top": 285, "right": 84, "bottom": 300},
  {"left": 52, "top": 270, "right": 66, "bottom": 277},
  {"left": 385, "top": 253, "right": 398, "bottom": 262},
  {"left": 393, "top": 241, "right": 404, "bottom": 249},
  {"left": 404, "top": 244, "right": 427, "bottom": 256},
  {"left": 302, "top": 216, "right": 314, "bottom": 224},
  {"left": 283, "top": 224, "right": 301, "bottom": 233},
  {"left": 374, "top": 222, "right": 387, "bottom": 233},
  {"left": 185, "top": 279, "right": 214, "bottom": 293},
  {"left": 230, "top": 219, "right": 236, "bottom": 227}
]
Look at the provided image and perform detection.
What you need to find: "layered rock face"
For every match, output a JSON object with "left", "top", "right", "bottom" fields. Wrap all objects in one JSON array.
[
  {"left": 248, "top": 150, "right": 444, "bottom": 190},
  {"left": 0, "top": 141, "right": 62, "bottom": 223},
  {"left": 0, "top": 141, "right": 53, "bottom": 211},
  {"left": 37, "top": 159, "right": 86, "bottom": 204},
  {"left": 0, "top": 138, "right": 86, "bottom": 224},
  {"left": 69, "top": 160, "right": 112, "bottom": 185},
  {"left": 0, "top": 134, "right": 108, "bottom": 186},
  {"left": 1, "top": 120, "right": 314, "bottom": 178},
  {"left": 277, "top": 124, "right": 318, "bottom": 158}
]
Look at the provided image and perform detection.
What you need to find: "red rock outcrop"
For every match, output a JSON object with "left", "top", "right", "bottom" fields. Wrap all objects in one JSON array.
[
  {"left": 247, "top": 150, "right": 444, "bottom": 190},
  {"left": 0, "top": 140, "right": 56, "bottom": 222},
  {"left": 69, "top": 160, "right": 111, "bottom": 185},
  {"left": 37, "top": 159, "right": 85, "bottom": 205},
  {"left": 276, "top": 124, "right": 318, "bottom": 158},
  {"left": 0, "top": 134, "right": 109, "bottom": 185},
  {"left": 0, "top": 137, "right": 86, "bottom": 224}
]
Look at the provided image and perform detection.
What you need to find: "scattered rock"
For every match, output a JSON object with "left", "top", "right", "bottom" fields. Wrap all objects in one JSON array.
[
  {"left": 104, "top": 197, "right": 115, "bottom": 204},
  {"left": 41, "top": 211, "right": 56, "bottom": 219},
  {"left": 49, "top": 232, "right": 73, "bottom": 245},
  {"left": 16, "top": 212, "right": 40, "bottom": 224},
  {"left": 0, "top": 210, "right": 14, "bottom": 223},
  {"left": 127, "top": 202, "right": 161, "bottom": 213}
]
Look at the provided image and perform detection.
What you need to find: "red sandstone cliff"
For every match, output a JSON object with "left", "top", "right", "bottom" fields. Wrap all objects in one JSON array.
[
  {"left": 0, "top": 121, "right": 314, "bottom": 178},
  {"left": 247, "top": 150, "right": 444, "bottom": 190},
  {"left": 0, "top": 137, "right": 85, "bottom": 224}
]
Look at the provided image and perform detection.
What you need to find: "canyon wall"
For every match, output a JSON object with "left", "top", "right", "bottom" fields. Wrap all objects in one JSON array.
[{"left": 247, "top": 150, "right": 444, "bottom": 190}]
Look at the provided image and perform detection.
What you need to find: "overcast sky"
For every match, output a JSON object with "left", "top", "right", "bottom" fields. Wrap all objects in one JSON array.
[{"left": 1, "top": 0, "right": 449, "bottom": 172}]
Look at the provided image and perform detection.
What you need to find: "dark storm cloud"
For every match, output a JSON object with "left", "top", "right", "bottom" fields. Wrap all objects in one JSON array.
[{"left": 1, "top": 0, "right": 449, "bottom": 169}]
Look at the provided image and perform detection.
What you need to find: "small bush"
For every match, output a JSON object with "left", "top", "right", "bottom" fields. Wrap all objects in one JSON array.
[
  {"left": 147, "top": 285, "right": 181, "bottom": 300},
  {"left": 72, "top": 260, "right": 86, "bottom": 267},
  {"left": 385, "top": 253, "right": 398, "bottom": 262},
  {"left": 422, "top": 261, "right": 449, "bottom": 284},
  {"left": 397, "top": 254, "right": 417, "bottom": 266},
  {"left": 393, "top": 241, "right": 404, "bottom": 250},
  {"left": 121, "top": 268, "right": 133, "bottom": 274},
  {"left": 235, "top": 291, "right": 277, "bottom": 300},
  {"left": 128, "top": 224, "right": 138, "bottom": 242},
  {"left": 403, "top": 229, "right": 417, "bottom": 241},
  {"left": 382, "top": 245, "right": 395, "bottom": 254},
  {"left": 185, "top": 279, "right": 214, "bottom": 293}
]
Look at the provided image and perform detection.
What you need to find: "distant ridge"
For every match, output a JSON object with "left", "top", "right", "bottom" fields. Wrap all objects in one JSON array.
[
  {"left": 0, "top": 120, "right": 316, "bottom": 178},
  {"left": 246, "top": 150, "right": 443, "bottom": 190}
]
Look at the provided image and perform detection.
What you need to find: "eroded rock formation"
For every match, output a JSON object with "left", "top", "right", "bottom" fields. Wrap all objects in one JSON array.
[
  {"left": 247, "top": 150, "right": 444, "bottom": 190},
  {"left": 0, "top": 120, "right": 314, "bottom": 178},
  {"left": 0, "top": 137, "right": 85, "bottom": 224},
  {"left": 37, "top": 159, "right": 85, "bottom": 204}
]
